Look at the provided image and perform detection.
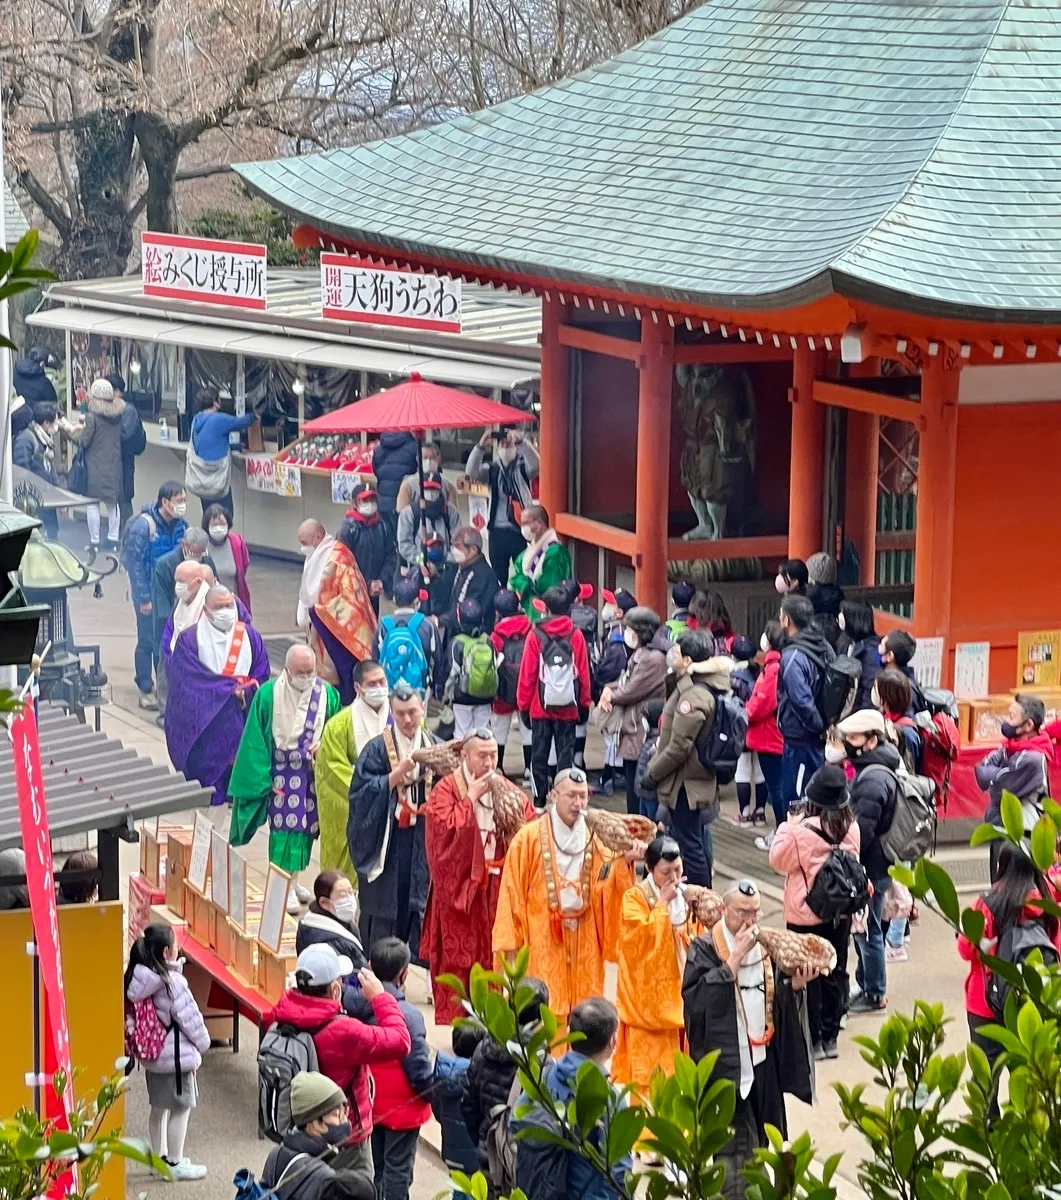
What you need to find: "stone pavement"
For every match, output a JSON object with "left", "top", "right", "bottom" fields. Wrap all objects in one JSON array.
[{"left": 55, "top": 524, "right": 973, "bottom": 1199}]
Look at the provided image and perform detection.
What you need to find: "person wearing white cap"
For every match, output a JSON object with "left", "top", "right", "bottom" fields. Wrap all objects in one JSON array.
[
  {"left": 835, "top": 706, "right": 903, "bottom": 1015},
  {"left": 265, "top": 944, "right": 411, "bottom": 1177}
]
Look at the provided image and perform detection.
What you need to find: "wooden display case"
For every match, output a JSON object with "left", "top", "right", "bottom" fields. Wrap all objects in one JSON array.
[
  {"left": 258, "top": 944, "right": 297, "bottom": 1003},
  {"left": 165, "top": 830, "right": 193, "bottom": 916}
]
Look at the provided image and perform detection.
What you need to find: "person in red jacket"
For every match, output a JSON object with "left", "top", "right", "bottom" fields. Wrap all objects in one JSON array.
[
  {"left": 489, "top": 588, "right": 533, "bottom": 781},
  {"left": 265, "top": 943, "right": 412, "bottom": 1177},
  {"left": 957, "top": 843, "right": 1060, "bottom": 1117},
  {"left": 516, "top": 583, "right": 592, "bottom": 808},
  {"left": 747, "top": 620, "right": 785, "bottom": 840}
]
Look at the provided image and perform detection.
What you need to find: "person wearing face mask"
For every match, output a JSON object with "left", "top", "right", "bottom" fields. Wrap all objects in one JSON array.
[
  {"left": 160, "top": 561, "right": 214, "bottom": 661},
  {"left": 265, "top": 947, "right": 411, "bottom": 1179},
  {"left": 165, "top": 584, "right": 269, "bottom": 813},
  {"left": 297, "top": 519, "right": 378, "bottom": 705},
  {"left": 296, "top": 870, "right": 366, "bottom": 972},
  {"left": 746, "top": 621, "right": 786, "bottom": 837},
  {"left": 440, "top": 525, "right": 497, "bottom": 636},
  {"left": 466, "top": 426, "right": 540, "bottom": 588},
  {"left": 508, "top": 504, "right": 572, "bottom": 621},
  {"left": 230, "top": 644, "right": 342, "bottom": 913},
  {"left": 315, "top": 660, "right": 392, "bottom": 877},
  {"left": 201, "top": 503, "right": 252, "bottom": 614},
  {"left": 395, "top": 473, "right": 460, "bottom": 577},
  {"left": 337, "top": 485, "right": 395, "bottom": 614},
  {"left": 70, "top": 376, "right": 126, "bottom": 549},
  {"left": 773, "top": 558, "right": 808, "bottom": 597},
  {"left": 423, "top": 730, "right": 535, "bottom": 1025},
  {"left": 838, "top": 600, "right": 880, "bottom": 710},
  {"left": 123, "top": 481, "right": 190, "bottom": 709},
  {"left": 152, "top": 529, "right": 218, "bottom": 696},
  {"left": 395, "top": 442, "right": 458, "bottom": 513},
  {"left": 14, "top": 401, "right": 62, "bottom": 535}
]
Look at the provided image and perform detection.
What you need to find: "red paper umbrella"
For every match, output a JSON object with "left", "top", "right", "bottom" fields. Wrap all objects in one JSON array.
[{"left": 300, "top": 372, "right": 534, "bottom": 434}]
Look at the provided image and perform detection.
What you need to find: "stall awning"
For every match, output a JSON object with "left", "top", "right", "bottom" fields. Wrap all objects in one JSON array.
[
  {"left": 27, "top": 305, "right": 537, "bottom": 391},
  {"left": 0, "top": 706, "right": 212, "bottom": 851}
]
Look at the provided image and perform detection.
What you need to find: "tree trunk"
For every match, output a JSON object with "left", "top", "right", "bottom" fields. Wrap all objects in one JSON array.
[{"left": 134, "top": 114, "right": 181, "bottom": 234}]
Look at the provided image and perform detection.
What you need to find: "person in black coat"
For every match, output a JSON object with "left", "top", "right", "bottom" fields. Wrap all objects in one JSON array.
[
  {"left": 835, "top": 708, "right": 900, "bottom": 1014},
  {"left": 439, "top": 526, "right": 497, "bottom": 637},
  {"left": 806, "top": 552, "right": 844, "bottom": 651},
  {"left": 296, "top": 869, "right": 366, "bottom": 971},
  {"left": 838, "top": 599, "right": 881, "bottom": 711},
  {"left": 337, "top": 484, "right": 397, "bottom": 611},
  {"left": 372, "top": 432, "right": 419, "bottom": 550},
  {"left": 12, "top": 350, "right": 58, "bottom": 410}
]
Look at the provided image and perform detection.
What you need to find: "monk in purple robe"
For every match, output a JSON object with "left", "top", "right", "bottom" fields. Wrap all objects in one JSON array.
[{"left": 165, "top": 584, "right": 270, "bottom": 806}]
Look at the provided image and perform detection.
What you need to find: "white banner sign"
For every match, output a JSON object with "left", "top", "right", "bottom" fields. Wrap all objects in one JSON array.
[
  {"left": 910, "top": 636, "right": 944, "bottom": 690},
  {"left": 142, "top": 232, "right": 267, "bottom": 310},
  {"left": 321, "top": 253, "right": 461, "bottom": 333},
  {"left": 954, "top": 641, "right": 991, "bottom": 700},
  {"left": 246, "top": 455, "right": 302, "bottom": 497}
]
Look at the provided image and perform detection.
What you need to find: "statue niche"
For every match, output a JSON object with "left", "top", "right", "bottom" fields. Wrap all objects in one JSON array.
[{"left": 675, "top": 363, "right": 756, "bottom": 540}]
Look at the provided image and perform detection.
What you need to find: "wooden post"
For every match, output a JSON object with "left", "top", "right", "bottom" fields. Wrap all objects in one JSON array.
[
  {"left": 787, "top": 344, "right": 825, "bottom": 560},
  {"left": 634, "top": 315, "right": 674, "bottom": 614},
  {"left": 537, "top": 296, "right": 570, "bottom": 522},
  {"left": 845, "top": 358, "right": 881, "bottom": 585},
  {"left": 913, "top": 357, "right": 960, "bottom": 638}
]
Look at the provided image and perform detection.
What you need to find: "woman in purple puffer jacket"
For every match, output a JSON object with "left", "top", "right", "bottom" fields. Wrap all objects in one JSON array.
[{"left": 125, "top": 924, "right": 211, "bottom": 1181}]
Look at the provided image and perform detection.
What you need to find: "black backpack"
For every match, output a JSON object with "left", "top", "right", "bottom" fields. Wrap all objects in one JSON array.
[
  {"left": 804, "top": 827, "right": 870, "bottom": 923},
  {"left": 986, "top": 919, "right": 1059, "bottom": 1018},
  {"left": 496, "top": 629, "right": 526, "bottom": 707},
  {"left": 799, "top": 646, "right": 861, "bottom": 728},
  {"left": 694, "top": 686, "right": 747, "bottom": 786}
]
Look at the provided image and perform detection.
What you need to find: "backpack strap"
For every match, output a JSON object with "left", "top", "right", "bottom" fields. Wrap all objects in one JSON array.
[
  {"left": 381, "top": 614, "right": 395, "bottom": 634},
  {"left": 408, "top": 612, "right": 424, "bottom": 634}
]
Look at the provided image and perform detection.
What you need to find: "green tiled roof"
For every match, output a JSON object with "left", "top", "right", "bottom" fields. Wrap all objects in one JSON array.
[{"left": 236, "top": 0, "right": 1061, "bottom": 322}]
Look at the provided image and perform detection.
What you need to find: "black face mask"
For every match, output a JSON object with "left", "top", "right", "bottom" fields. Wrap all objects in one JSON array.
[
  {"left": 843, "top": 740, "right": 866, "bottom": 761},
  {"left": 324, "top": 1121, "right": 352, "bottom": 1145}
]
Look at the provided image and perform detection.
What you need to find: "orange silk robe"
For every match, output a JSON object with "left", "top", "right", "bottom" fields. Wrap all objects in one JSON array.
[
  {"left": 423, "top": 770, "right": 536, "bottom": 1026},
  {"left": 613, "top": 882, "right": 697, "bottom": 1091},
  {"left": 492, "top": 813, "right": 633, "bottom": 1022},
  {"left": 310, "top": 541, "right": 377, "bottom": 681}
]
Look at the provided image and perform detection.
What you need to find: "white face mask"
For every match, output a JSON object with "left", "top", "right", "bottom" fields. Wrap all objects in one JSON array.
[
  {"left": 774, "top": 574, "right": 788, "bottom": 595},
  {"left": 422, "top": 457, "right": 438, "bottom": 474},
  {"left": 520, "top": 525, "right": 535, "bottom": 543},
  {"left": 825, "top": 743, "right": 847, "bottom": 764},
  {"left": 451, "top": 548, "right": 468, "bottom": 564},
  {"left": 838, "top": 612, "right": 847, "bottom": 632},
  {"left": 172, "top": 502, "right": 188, "bottom": 518},
  {"left": 357, "top": 501, "right": 377, "bottom": 517},
  {"left": 760, "top": 632, "right": 770, "bottom": 654},
  {"left": 360, "top": 684, "right": 389, "bottom": 711},
  {"left": 871, "top": 687, "right": 881, "bottom": 710},
  {"left": 499, "top": 446, "right": 517, "bottom": 466},
  {"left": 174, "top": 581, "right": 190, "bottom": 601},
  {"left": 208, "top": 525, "right": 228, "bottom": 541},
  {"left": 299, "top": 542, "right": 313, "bottom": 557},
  {"left": 623, "top": 627, "right": 640, "bottom": 650},
  {"left": 602, "top": 603, "right": 618, "bottom": 624},
  {"left": 288, "top": 671, "right": 315, "bottom": 692},
  {"left": 332, "top": 895, "right": 358, "bottom": 924},
  {"left": 209, "top": 606, "right": 237, "bottom": 631}
]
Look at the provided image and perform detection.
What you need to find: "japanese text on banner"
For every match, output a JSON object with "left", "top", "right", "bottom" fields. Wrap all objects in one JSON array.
[
  {"left": 142, "top": 233, "right": 267, "bottom": 310},
  {"left": 320, "top": 254, "right": 461, "bottom": 333}
]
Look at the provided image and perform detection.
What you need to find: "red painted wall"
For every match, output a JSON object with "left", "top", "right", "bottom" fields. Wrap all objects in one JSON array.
[{"left": 950, "top": 401, "right": 1061, "bottom": 692}]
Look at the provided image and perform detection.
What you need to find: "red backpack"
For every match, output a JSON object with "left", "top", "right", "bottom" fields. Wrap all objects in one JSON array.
[{"left": 915, "top": 689, "right": 962, "bottom": 812}]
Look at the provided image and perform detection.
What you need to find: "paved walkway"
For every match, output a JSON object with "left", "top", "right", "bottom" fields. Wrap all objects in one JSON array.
[{"left": 56, "top": 526, "right": 973, "bottom": 1199}]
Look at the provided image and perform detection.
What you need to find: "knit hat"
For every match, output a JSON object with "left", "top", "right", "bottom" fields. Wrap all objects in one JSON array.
[
  {"left": 836, "top": 708, "right": 887, "bottom": 738},
  {"left": 805, "top": 764, "right": 850, "bottom": 810},
  {"left": 806, "top": 551, "right": 837, "bottom": 586},
  {"left": 289, "top": 1071, "right": 346, "bottom": 1127},
  {"left": 88, "top": 378, "right": 114, "bottom": 402}
]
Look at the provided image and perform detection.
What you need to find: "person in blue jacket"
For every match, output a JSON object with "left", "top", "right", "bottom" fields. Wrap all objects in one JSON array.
[
  {"left": 432, "top": 1026, "right": 483, "bottom": 1176},
  {"left": 122, "top": 481, "right": 188, "bottom": 709},
  {"left": 776, "top": 593, "right": 833, "bottom": 818},
  {"left": 189, "top": 388, "right": 257, "bottom": 518}
]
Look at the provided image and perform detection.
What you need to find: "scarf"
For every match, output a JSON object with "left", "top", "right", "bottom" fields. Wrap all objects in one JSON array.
[
  {"left": 196, "top": 617, "right": 251, "bottom": 676},
  {"left": 297, "top": 536, "right": 335, "bottom": 629},
  {"left": 388, "top": 725, "right": 427, "bottom": 827},
  {"left": 345, "top": 508, "right": 381, "bottom": 528},
  {"left": 521, "top": 527, "right": 559, "bottom": 582},
  {"left": 272, "top": 672, "right": 326, "bottom": 750},
  {"left": 31, "top": 422, "right": 55, "bottom": 462},
  {"left": 462, "top": 761, "right": 498, "bottom": 860},
  {"left": 351, "top": 695, "right": 390, "bottom": 757},
  {"left": 715, "top": 921, "right": 773, "bottom": 1099},
  {"left": 1003, "top": 729, "right": 1055, "bottom": 763},
  {"left": 173, "top": 587, "right": 208, "bottom": 650},
  {"left": 538, "top": 812, "right": 593, "bottom": 944}
]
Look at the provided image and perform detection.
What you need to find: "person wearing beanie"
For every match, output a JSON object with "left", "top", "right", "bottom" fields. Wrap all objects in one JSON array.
[
  {"left": 806, "top": 552, "right": 845, "bottom": 651},
  {"left": 666, "top": 581, "right": 697, "bottom": 639},
  {"left": 769, "top": 763, "right": 860, "bottom": 1059},
  {"left": 260, "top": 1071, "right": 364, "bottom": 1200},
  {"left": 442, "top": 596, "right": 497, "bottom": 738},
  {"left": 488, "top": 588, "right": 533, "bottom": 779},
  {"left": 71, "top": 376, "right": 127, "bottom": 549},
  {"left": 337, "top": 484, "right": 396, "bottom": 614},
  {"left": 372, "top": 576, "right": 443, "bottom": 697}
]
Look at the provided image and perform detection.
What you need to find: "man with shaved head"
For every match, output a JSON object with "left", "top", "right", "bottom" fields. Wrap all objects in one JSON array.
[
  {"left": 422, "top": 728, "right": 535, "bottom": 1023},
  {"left": 230, "top": 641, "right": 341, "bottom": 912},
  {"left": 296, "top": 517, "right": 377, "bottom": 704},
  {"left": 165, "top": 582, "right": 269, "bottom": 818}
]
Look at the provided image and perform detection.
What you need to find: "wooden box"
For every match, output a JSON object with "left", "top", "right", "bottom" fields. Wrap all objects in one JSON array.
[
  {"left": 957, "top": 700, "right": 973, "bottom": 744},
  {"left": 185, "top": 883, "right": 213, "bottom": 946},
  {"left": 165, "top": 830, "right": 193, "bottom": 916},
  {"left": 258, "top": 945, "right": 297, "bottom": 1003},
  {"left": 139, "top": 828, "right": 161, "bottom": 888},
  {"left": 230, "top": 925, "right": 258, "bottom": 988},
  {"left": 969, "top": 695, "right": 1013, "bottom": 744}
]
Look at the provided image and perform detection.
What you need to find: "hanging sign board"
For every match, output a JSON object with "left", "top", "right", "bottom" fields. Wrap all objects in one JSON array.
[
  {"left": 187, "top": 810, "right": 212, "bottom": 894},
  {"left": 142, "top": 232, "right": 267, "bottom": 310},
  {"left": 910, "top": 636, "right": 944, "bottom": 690},
  {"left": 246, "top": 455, "right": 302, "bottom": 497},
  {"left": 1017, "top": 630, "right": 1061, "bottom": 688},
  {"left": 320, "top": 253, "right": 461, "bottom": 334}
]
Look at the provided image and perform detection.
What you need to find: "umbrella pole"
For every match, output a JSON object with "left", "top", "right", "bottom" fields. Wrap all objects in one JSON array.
[{"left": 417, "top": 431, "right": 429, "bottom": 579}]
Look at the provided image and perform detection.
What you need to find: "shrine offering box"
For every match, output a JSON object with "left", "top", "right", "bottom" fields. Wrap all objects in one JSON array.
[
  {"left": 185, "top": 881, "right": 214, "bottom": 945},
  {"left": 139, "top": 825, "right": 161, "bottom": 888},
  {"left": 165, "top": 830, "right": 194, "bottom": 916},
  {"left": 230, "top": 922, "right": 258, "bottom": 988},
  {"left": 258, "top": 945, "right": 297, "bottom": 1003}
]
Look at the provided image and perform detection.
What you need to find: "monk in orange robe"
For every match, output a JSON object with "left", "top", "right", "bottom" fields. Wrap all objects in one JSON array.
[
  {"left": 614, "top": 835, "right": 701, "bottom": 1093},
  {"left": 493, "top": 766, "right": 645, "bottom": 1024},
  {"left": 424, "top": 729, "right": 536, "bottom": 1025}
]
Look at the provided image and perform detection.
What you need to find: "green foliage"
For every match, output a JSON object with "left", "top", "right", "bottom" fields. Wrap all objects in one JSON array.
[
  {"left": 188, "top": 205, "right": 319, "bottom": 267},
  {"left": 0, "top": 1069, "right": 168, "bottom": 1198},
  {"left": 0, "top": 233, "right": 56, "bottom": 353}
]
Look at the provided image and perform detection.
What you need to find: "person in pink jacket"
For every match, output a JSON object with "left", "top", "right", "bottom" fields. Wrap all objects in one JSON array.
[
  {"left": 747, "top": 620, "right": 785, "bottom": 844},
  {"left": 125, "top": 924, "right": 212, "bottom": 1180},
  {"left": 768, "top": 764, "right": 860, "bottom": 1061}
]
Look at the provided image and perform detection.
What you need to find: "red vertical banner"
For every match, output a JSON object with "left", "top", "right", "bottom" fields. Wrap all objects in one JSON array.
[{"left": 11, "top": 700, "right": 75, "bottom": 1120}]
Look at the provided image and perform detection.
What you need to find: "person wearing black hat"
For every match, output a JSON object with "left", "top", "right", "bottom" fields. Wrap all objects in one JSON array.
[
  {"left": 337, "top": 484, "right": 396, "bottom": 613},
  {"left": 769, "top": 764, "right": 861, "bottom": 1059}
]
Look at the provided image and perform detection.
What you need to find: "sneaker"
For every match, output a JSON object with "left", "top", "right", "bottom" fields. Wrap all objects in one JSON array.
[
  {"left": 522, "top": 769, "right": 533, "bottom": 787},
  {"left": 849, "top": 993, "right": 887, "bottom": 1016},
  {"left": 138, "top": 690, "right": 159, "bottom": 711},
  {"left": 591, "top": 780, "right": 614, "bottom": 797},
  {"left": 167, "top": 1158, "right": 207, "bottom": 1182},
  {"left": 286, "top": 889, "right": 303, "bottom": 916},
  {"left": 885, "top": 944, "right": 909, "bottom": 963},
  {"left": 823, "top": 1038, "right": 839, "bottom": 1060},
  {"left": 812, "top": 1042, "right": 826, "bottom": 1062},
  {"left": 754, "top": 833, "right": 774, "bottom": 852},
  {"left": 752, "top": 810, "right": 768, "bottom": 827},
  {"left": 294, "top": 882, "right": 313, "bottom": 904},
  {"left": 732, "top": 813, "right": 753, "bottom": 827}
]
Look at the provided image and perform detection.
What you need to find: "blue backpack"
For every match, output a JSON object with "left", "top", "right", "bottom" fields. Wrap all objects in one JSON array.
[{"left": 380, "top": 613, "right": 430, "bottom": 691}]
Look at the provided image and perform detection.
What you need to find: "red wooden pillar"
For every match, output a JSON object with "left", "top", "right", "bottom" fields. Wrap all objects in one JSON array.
[
  {"left": 537, "top": 296, "right": 570, "bottom": 521},
  {"left": 787, "top": 344, "right": 825, "bottom": 560},
  {"left": 845, "top": 358, "right": 880, "bottom": 585},
  {"left": 634, "top": 314, "right": 674, "bottom": 614},
  {"left": 913, "top": 357, "right": 960, "bottom": 638}
]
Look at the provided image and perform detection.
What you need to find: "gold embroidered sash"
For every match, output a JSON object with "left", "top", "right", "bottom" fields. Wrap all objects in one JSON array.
[{"left": 538, "top": 814, "right": 592, "bottom": 944}]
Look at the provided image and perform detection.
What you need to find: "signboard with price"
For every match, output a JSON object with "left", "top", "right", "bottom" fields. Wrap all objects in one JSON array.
[
  {"left": 142, "top": 232, "right": 267, "bottom": 310},
  {"left": 320, "top": 253, "right": 462, "bottom": 333}
]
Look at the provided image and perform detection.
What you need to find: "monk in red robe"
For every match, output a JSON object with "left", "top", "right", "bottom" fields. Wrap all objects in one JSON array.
[{"left": 423, "top": 729, "right": 535, "bottom": 1025}]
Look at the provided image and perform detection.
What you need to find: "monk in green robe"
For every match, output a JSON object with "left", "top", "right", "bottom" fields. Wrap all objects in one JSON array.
[
  {"left": 315, "top": 659, "right": 391, "bottom": 877},
  {"left": 229, "top": 643, "right": 341, "bottom": 912},
  {"left": 508, "top": 504, "right": 573, "bottom": 621}
]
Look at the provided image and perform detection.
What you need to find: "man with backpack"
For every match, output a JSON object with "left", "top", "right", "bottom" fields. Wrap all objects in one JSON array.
[
  {"left": 372, "top": 577, "right": 443, "bottom": 697},
  {"left": 776, "top": 593, "right": 835, "bottom": 821},
  {"left": 260, "top": 944, "right": 411, "bottom": 1176},
  {"left": 648, "top": 629, "right": 738, "bottom": 888},
  {"left": 515, "top": 584, "right": 592, "bottom": 807},
  {"left": 441, "top": 526, "right": 498, "bottom": 635},
  {"left": 489, "top": 588, "right": 533, "bottom": 780},
  {"left": 443, "top": 598, "right": 499, "bottom": 738}
]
